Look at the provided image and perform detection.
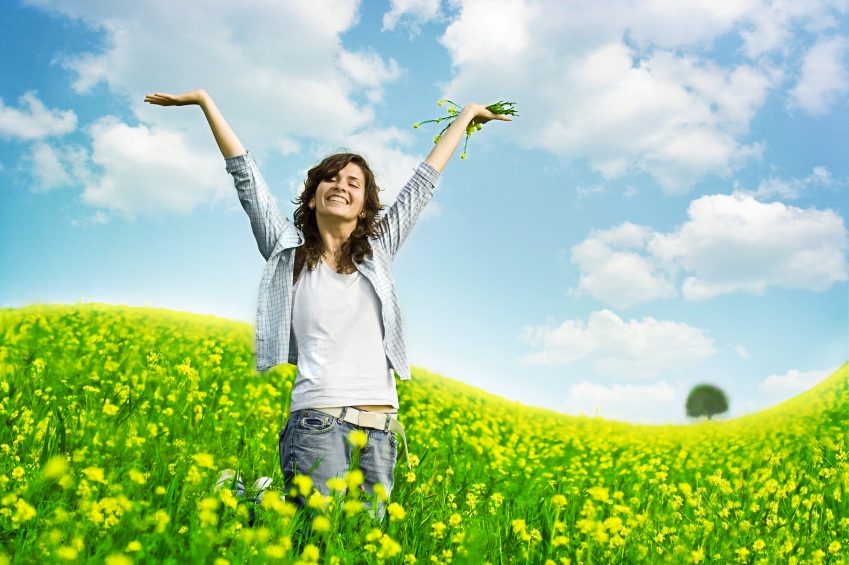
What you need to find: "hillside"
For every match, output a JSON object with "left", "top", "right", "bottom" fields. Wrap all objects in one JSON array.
[{"left": 0, "top": 304, "right": 846, "bottom": 564}]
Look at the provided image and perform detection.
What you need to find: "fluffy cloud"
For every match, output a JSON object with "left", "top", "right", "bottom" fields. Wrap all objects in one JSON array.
[
  {"left": 80, "top": 119, "right": 227, "bottom": 216},
  {"left": 570, "top": 223, "right": 676, "bottom": 308},
  {"left": 521, "top": 309, "right": 716, "bottom": 377},
  {"left": 26, "top": 142, "right": 90, "bottom": 191},
  {"left": 570, "top": 190, "right": 848, "bottom": 305},
  {"left": 563, "top": 380, "right": 679, "bottom": 423},
  {"left": 758, "top": 368, "right": 832, "bottom": 395},
  {"left": 382, "top": 0, "right": 442, "bottom": 31},
  {"left": 0, "top": 92, "right": 77, "bottom": 141},
  {"left": 743, "top": 167, "right": 832, "bottom": 200},
  {"left": 652, "top": 194, "right": 848, "bottom": 300},
  {"left": 422, "top": 0, "right": 845, "bottom": 191},
  {"left": 22, "top": 0, "right": 415, "bottom": 216},
  {"left": 787, "top": 36, "right": 849, "bottom": 115}
]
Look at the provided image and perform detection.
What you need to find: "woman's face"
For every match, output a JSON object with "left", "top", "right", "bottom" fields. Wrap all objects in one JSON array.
[{"left": 311, "top": 162, "right": 366, "bottom": 225}]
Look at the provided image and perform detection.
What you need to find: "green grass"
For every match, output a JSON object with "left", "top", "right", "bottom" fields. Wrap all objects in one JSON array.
[{"left": 1, "top": 304, "right": 847, "bottom": 564}]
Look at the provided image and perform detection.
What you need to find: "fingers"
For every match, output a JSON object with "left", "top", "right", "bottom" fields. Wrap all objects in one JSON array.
[{"left": 144, "top": 93, "right": 173, "bottom": 105}]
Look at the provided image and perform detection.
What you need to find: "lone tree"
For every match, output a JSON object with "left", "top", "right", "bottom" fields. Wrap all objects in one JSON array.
[{"left": 686, "top": 384, "right": 729, "bottom": 420}]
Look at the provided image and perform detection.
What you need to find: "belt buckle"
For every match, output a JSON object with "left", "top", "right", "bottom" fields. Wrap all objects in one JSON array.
[{"left": 358, "top": 411, "right": 382, "bottom": 429}]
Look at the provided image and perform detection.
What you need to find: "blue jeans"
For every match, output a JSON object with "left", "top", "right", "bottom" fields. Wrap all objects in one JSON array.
[{"left": 278, "top": 409, "right": 398, "bottom": 512}]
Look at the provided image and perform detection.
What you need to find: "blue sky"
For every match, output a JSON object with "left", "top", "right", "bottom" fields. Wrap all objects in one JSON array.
[{"left": 1, "top": 0, "right": 847, "bottom": 423}]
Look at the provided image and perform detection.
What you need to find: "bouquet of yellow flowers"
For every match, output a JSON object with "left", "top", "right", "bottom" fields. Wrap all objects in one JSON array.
[{"left": 414, "top": 99, "right": 518, "bottom": 159}]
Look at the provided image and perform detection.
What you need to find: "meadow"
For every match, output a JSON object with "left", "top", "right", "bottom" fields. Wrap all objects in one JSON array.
[{"left": 0, "top": 304, "right": 846, "bottom": 564}]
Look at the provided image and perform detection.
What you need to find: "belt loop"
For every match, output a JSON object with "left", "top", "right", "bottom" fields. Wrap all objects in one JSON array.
[
  {"left": 338, "top": 406, "right": 348, "bottom": 424},
  {"left": 383, "top": 414, "right": 391, "bottom": 432}
]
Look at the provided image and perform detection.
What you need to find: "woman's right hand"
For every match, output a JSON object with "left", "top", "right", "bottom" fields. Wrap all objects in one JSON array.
[{"left": 144, "top": 90, "right": 206, "bottom": 107}]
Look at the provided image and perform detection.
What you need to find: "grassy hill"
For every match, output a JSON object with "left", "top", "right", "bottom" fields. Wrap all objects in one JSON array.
[{"left": 0, "top": 304, "right": 846, "bottom": 564}]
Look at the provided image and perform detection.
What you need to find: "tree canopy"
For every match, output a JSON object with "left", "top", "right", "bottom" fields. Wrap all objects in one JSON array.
[{"left": 686, "top": 384, "right": 729, "bottom": 420}]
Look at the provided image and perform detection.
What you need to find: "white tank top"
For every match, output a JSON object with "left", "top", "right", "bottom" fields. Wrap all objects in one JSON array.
[{"left": 289, "top": 260, "right": 398, "bottom": 412}]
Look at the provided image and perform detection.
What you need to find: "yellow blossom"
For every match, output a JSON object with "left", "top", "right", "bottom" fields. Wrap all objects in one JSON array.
[
  {"left": 292, "top": 474, "right": 313, "bottom": 496},
  {"left": 312, "top": 515, "right": 331, "bottom": 533},
  {"left": 343, "top": 500, "right": 363, "bottom": 517},
  {"left": 191, "top": 452, "right": 215, "bottom": 469},
  {"left": 348, "top": 429, "right": 368, "bottom": 449},
  {"left": 56, "top": 547, "right": 79, "bottom": 560},
  {"left": 326, "top": 477, "right": 347, "bottom": 492},
  {"left": 13, "top": 498, "right": 37, "bottom": 523},
  {"left": 82, "top": 467, "right": 106, "bottom": 484},
  {"left": 301, "top": 544, "right": 320, "bottom": 562},
  {"left": 103, "top": 400, "right": 119, "bottom": 416},
  {"left": 374, "top": 483, "right": 388, "bottom": 502},
  {"left": 43, "top": 456, "right": 68, "bottom": 480},
  {"left": 346, "top": 469, "right": 364, "bottom": 491},
  {"left": 387, "top": 502, "right": 406, "bottom": 521}
]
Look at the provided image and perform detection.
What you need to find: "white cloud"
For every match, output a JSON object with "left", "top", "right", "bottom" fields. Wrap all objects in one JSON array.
[
  {"left": 652, "top": 194, "right": 848, "bottom": 300},
  {"left": 26, "top": 142, "right": 90, "bottom": 191},
  {"left": 433, "top": 0, "right": 846, "bottom": 191},
  {"left": 570, "top": 191, "right": 848, "bottom": 306},
  {"left": 744, "top": 166, "right": 832, "bottom": 200},
  {"left": 522, "top": 309, "right": 716, "bottom": 377},
  {"left": 20, "top": 0, "right": 424, "bottom": 216},
  {"left": 563, "top": 380, "right": 679, "bottom": 423},
  {"left": 569, "top": 223, "right": 677, "bottom": 308},
  {"left": 0, "top": 92, "right": 77, "bottom": 141},
  {"left": 759, "top": 368, "right": 833, "bottom": 395},
  {"left": 787, "top": 36, "right": 849, "bottom": 115},
  {"left": 337, "top": 50, "right": 402, "bottom": 103},
  {"left": 80, "top": 118, "right": 227, "bottom": 216},
  {"left": 382, "top": 0, "right": 442, "bottom": 31}
]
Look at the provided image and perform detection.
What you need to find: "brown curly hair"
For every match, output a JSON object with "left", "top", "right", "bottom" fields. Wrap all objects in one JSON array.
[{"left": 292, "top": 153, "right": 384, "bottom": 282}]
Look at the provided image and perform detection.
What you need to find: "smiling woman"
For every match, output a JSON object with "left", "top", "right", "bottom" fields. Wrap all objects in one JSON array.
[{"left": 143, "top": 88, "right": 510, "bottom": 518}]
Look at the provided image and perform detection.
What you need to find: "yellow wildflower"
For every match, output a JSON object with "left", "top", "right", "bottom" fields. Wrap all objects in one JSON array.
[
  {"left": 125, "top": 541, "right": 142, "bottom": 552},
  {"left": 346, "top": 469, "right": 364, "bottom": 491},
  {"left": 292, "top": 474, "right": 313, "bottom": 496},
  {"left": 191, "top": 453, "right": 215, "bottom": 469},
  {"left": 343, "top": 500, "right": 363, "bottom": 517},
  {"left": 312, "top": 515, "right": 331, "bottom": 533},
  {"left": 387, "top": 502, "right": 406, "bottom": 521},
  {"left": 82, "top": 467, "right": 106, "bottom": 483},
  {"left": 348, "top": 429, "right": 368, "bottom": 449},
  {"left": 301, "top": 544, "right": 320, "bottom": 562},
  {"left": 43, "top": 456, "right": 68, "bottom": 480},
  {"left": 13, "top": 499, "right": 36, "bottom": 523},
  {"left": 326, "top": 477, "right": 347, "bottom": 492},
  {"left": 56, "top": 547, "right": 78, "bottom": 560}
]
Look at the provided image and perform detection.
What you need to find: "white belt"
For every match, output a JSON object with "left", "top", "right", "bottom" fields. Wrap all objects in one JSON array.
[{"left": 312, "top": 407, "right": 410, "bottom": 469}]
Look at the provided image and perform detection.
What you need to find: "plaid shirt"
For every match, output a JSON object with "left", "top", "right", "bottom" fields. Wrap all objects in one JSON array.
[{"left": 226, "top": 152, "right": 439, "bottom": 380}]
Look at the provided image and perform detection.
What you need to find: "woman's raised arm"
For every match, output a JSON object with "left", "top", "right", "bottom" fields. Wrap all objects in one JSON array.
[
  {"left": 144, "top": 90, "right": 246, "bottom": 159},
  {"left": 423, "top": 103, "right": 511, "bottom": 173}
]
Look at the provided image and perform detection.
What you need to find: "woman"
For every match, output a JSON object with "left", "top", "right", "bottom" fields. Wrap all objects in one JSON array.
[{"left": 144, "top": 89, "right": 510, "bottom": 513}]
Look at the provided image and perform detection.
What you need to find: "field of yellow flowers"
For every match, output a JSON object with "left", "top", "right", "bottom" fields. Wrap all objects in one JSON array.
[{"left": 1, "top": 304, "right": 847, "bottom": 564}]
